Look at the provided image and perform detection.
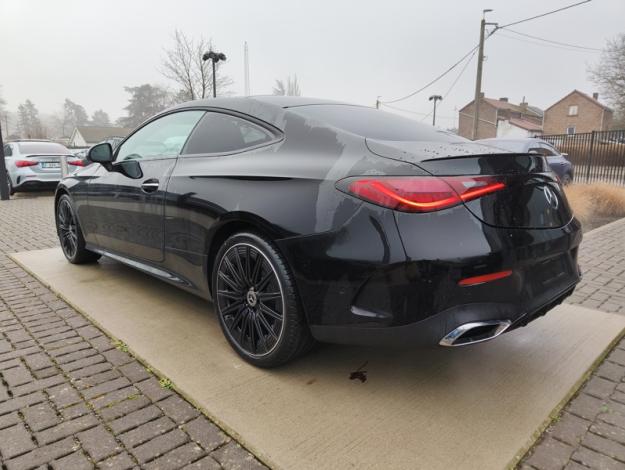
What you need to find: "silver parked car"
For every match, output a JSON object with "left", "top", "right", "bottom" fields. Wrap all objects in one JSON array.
[{"left": 3, "top": 140, "right": 82, "bottom": 195}]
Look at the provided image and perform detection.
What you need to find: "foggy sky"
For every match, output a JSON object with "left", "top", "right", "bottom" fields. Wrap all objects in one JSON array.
[{"left": 1, "top": 0, "right": 623, "bottom": 129}]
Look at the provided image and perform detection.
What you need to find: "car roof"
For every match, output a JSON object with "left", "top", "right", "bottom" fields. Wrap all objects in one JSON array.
[{"left": 166, "top": 95, "right": 359, "bottom": 131}]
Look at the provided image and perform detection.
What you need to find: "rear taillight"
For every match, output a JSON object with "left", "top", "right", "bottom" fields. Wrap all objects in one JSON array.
[
  {"left": 339, "top": 176, "right": 506, "bottom": 213},
  {"left": 15, "top": 160, "right": 38, "bottom": 168},
  {"left": 68, "top": 159, "right": 85, "bottom": 167}
]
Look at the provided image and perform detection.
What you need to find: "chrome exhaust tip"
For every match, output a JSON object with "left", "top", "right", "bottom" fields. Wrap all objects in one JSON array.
[{"left": 439, "top": 320, "right": 512, "bottom": 347}]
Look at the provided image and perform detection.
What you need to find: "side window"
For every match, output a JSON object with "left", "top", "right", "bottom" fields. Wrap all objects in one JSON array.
[
  {"left": 3, "top": 145, "right": 12, "bottom": 157},
  {"left": 183, "top": 112, "right": 275, "bottom": 155},
  {"left": 116, "top": 111, "right": 205, "bottom": 161},
  {"left": 539, "top": 144, "right": 556, "bottom": 156}
]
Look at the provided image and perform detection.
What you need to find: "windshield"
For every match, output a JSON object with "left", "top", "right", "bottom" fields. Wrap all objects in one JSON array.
[
  {"left": 291, "top": 105, "right": 465, "bottom": 142},
  {"left": 18, "top": 142, "right": 70, "bottom": 154}
]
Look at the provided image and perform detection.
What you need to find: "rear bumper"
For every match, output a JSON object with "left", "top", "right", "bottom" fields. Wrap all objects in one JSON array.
[
  {"left": 310, "top": 282, "right": 576, "bottom": 347},
  {"left": 278, "top": 202, "right": 582, "bottom": 347}
]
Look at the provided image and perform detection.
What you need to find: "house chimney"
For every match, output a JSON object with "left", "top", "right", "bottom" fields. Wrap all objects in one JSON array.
[
  {"left": 593, "top": 92, "right": 599, "bottom": 100},
  {"left": 499, "top": 97, "right": 508, "bottom": 102}
]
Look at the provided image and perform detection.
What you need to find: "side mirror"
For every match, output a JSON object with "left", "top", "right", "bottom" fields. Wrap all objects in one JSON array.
[{"left": 87, "top": 143, "right": 114, "bottom": 164}]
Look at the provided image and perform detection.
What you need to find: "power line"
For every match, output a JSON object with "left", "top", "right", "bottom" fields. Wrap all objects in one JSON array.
[
  {"left": 497, "top": 31, "right": 600, "bottom": 53},
  {"left": 497, "top": 0, "right": 592, "bottom": 29},
  {"left": 420, "top": 47, "right": 478, "bottom": 123},
  {"left": 379, "top": 44, "right": 479, "bottom": 104},
  {"left": 504, "top": 28, "right": 601, "bottom": 51},
  {"left": 378, "top": 0, "right": 592, "bottom": 106}
]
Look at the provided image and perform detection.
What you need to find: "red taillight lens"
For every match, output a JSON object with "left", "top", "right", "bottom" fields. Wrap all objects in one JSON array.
[
  {"left": 341, "top": 176, "right": 505, "bottom": 213},
  {"left": 15, "top": 160, "right": 38, "bottom": 168},
  {"left": 68, "top": 159, "right": 85, "bottom": 167}
]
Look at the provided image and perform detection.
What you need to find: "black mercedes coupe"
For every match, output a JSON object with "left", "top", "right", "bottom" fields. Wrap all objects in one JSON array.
[{"left": 55, "top": 96, "right": 582, "bottom": 367}]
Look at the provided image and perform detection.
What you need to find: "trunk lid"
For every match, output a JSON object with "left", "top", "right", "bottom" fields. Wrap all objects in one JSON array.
[
  {"left": 366, "top": 139, "right": 573, "bottom": 229},
  {"left": 24, "top": 154, "right": 65, "bottom": 173}
]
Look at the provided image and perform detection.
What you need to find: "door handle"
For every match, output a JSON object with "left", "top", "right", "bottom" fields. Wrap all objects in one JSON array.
[{"left": 141, "top": 179, "right": 160, "bottom": 193}]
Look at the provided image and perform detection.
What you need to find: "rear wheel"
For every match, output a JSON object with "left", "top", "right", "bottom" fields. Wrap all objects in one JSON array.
[
  {"left": 55, "top": 194, "right": 101, "bottom": 264},
  {"left": 7, "top": 176, "right": 15, "bottom": 196},
  {"left": 212, "top": 232, "right": 314, "bottom": 368}
]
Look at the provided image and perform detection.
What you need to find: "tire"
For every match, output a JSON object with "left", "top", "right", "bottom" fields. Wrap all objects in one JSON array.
[
  {"left": 7, "top": 176, "right": 15, "bottom": 196},
  {"left": 55, "top": 194, "right": 101, "bottom": 264},
  {"left": 561, "top": 173, "right": 572, "bottom": 186},
  {"left": 212, "top": 232, "right": 314, "bottom": 368}
]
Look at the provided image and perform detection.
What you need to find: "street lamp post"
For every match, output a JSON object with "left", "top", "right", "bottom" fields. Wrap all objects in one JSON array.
[
  {"left": 428, "top": 95, "right": 443, "bottom": 127},
  {"left": 202, "top": 51, "right": 227, "bottom": 98}
]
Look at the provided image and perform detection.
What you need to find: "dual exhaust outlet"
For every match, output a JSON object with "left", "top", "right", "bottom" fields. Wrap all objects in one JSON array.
[{"left": 439, "top": 320, "right": 512, "bottom": 347}]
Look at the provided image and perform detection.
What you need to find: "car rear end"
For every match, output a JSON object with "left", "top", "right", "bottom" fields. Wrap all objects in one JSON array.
[
  {"left": 337, "top": 141, "right": 581, "bottom": 346},
  {"left": 8, "top": 142, "right": 83, "bottom": 192}
]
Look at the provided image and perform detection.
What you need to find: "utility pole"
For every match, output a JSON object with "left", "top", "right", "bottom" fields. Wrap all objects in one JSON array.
[
  {"left": 243, "top": 42, "right": 250, "bottom": 96},
  {"left": 0, "top": 120, "right": 9, "bottom": 200},
  {"left": 429, "top": 95, "right": 443, "bottom": 126},
  {"left": 472, "top": 9, "right": 496, "bottom": 140}
]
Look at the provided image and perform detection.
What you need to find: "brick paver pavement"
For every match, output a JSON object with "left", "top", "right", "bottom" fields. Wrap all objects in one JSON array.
[
  {"left": 0, "top": 195, "right": 265, "bottom": 469},
  {"left": 2, "top": 194, "right": 625, "bottom": 469},
  {"left": 521, "top": 218, "right": 625, "bottom": 469}
]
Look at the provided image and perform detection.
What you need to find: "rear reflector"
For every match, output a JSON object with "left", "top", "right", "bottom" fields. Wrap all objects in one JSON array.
[
  {"left": 340, "top": 176, "right": 505, "bottom": 213},
  {"left": 458, "top": 270, "right": 513, "bottom": 287},
  {"left": 15, "top": 160, "right": 39, "bottom": 168}
]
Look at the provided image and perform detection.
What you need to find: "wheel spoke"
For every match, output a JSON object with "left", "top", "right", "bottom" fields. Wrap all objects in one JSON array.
[
  {"left": 218, "top": 271, "right": 242, "bottom": 293},
  {"left": 259, "top": 303, "right": 283, "bottom": 322},
  {"left": 232, "top": 247, "right": 247, "bottom": 285},
  {"left": 250, "top": 252, "right": 263, "bottom": 284},
  {"left": 256, "top": 270, "right": 274, "bottom": 292},
  {"left": 256, "top": 311, "right": 278, "bottom": 340},
  {"left": 223, "top": 256, "right": 245, "bottom": 289},
  {"left": 217, "top": 289, "right": 240, "bottom": 301},
  {"left": 258, "top": 291, "right": 281, "bottom": 302},
  {"left": 221, "top": 300, "right": 245, "bottom": 316}
]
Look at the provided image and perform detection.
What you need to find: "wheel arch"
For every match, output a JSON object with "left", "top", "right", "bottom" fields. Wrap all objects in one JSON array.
[{"left": 205, "top": 212, "right": 289, "bottom": 297}]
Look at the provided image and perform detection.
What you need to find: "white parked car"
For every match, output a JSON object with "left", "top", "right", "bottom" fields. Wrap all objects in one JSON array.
[{"left": 3, "top": 140, "right": 83, "bottom": 195}]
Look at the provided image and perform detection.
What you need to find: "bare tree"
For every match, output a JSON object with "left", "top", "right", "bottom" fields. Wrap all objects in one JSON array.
[
  {"left": 161, "top": 30, "right": 233, "bottom": 101},
  {"left": 589, "top": 34, "right": 625, "bottom": 127},
  {"left": 272, "top": 75, "right": 301, "bottom": 96}
]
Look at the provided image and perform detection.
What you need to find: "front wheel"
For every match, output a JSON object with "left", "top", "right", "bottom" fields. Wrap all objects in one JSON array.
[
  {"left": 212, "top": 232, "right": 314, "bottom": 368},
  {"left": 561, "top": 173, "right": 573, "bottom": 185},
  {"left": 55, "top": 194, "right": 101, "bottom": 264}
]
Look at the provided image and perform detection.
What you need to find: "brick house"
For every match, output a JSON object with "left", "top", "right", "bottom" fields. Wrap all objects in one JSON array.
[
  {"left": 543, "top": 90, "right": 613, "bottom": 135},
  {"left": 458, "top": 94, "right": 543, "bottom": 140}
]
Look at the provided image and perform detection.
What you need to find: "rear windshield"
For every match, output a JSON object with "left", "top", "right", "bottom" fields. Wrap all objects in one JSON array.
[
  {"left": 18, "top": 142, "right": 70, "bottom": 154},
  {"left": 478, "top": 140, "right": 526, "bottom": 153},
  {"left": 291, "top": 105, "right": 465, "bottom": 142}
]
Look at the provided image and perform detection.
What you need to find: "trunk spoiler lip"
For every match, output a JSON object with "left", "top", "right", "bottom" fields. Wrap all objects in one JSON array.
[
  {"left": 365, "top": 138, "right": 533, "bottom": 163},
  {"left": 24, "top": 153, "right": 74, "bottom": 158}
]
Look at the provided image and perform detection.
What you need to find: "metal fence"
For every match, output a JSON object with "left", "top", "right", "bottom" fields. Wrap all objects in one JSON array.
[{"left": 542, "top": 130, "right": 625, "bottom": 185}]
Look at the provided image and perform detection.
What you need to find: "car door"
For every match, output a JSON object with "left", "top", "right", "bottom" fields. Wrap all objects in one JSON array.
[
  {"left": 87, "top": 110, "right": 205, "bottom": 263},
  {"left": 163, "top": 111, "right": 280, "bottom": 293}
]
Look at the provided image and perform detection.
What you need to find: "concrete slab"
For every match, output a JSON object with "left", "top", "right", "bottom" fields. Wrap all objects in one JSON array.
[{"left": 11, "top": 248, "right": 625, "bottom": 470}]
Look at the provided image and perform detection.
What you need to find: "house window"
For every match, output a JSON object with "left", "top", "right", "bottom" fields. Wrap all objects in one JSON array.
[
  {"left": 568, "top": 105, "right": 578, "bottom": 116},
  {"left": 567, "top": 126, "right": 576, "bottom": 135}
]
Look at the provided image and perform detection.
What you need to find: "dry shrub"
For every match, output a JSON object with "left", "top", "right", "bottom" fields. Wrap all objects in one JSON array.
[{"left": 565, "top": 183, "right": 625, "bottom": 225}]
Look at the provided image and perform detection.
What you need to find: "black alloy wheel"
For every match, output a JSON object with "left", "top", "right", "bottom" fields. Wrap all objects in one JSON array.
[
  {"left": 55, "top": 195, "right": 101, "bottom": 264},
  {"left": 213, "top": 232, "right": 313, "bottom": 367},
  {"left": 57, "top": 198, "right": 78, "bottom": 259}
]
